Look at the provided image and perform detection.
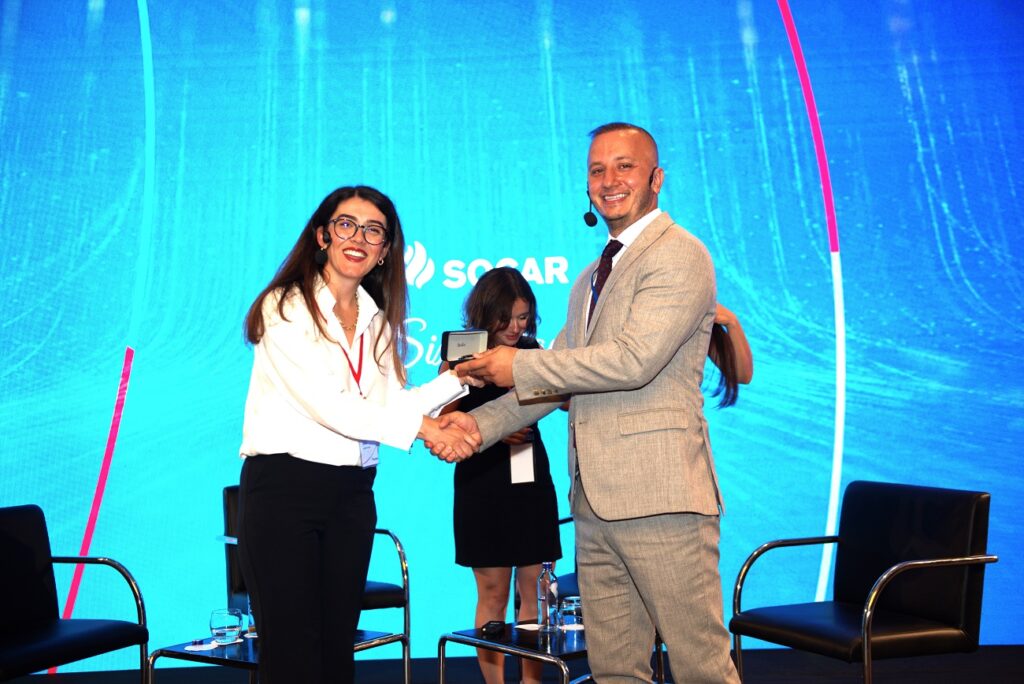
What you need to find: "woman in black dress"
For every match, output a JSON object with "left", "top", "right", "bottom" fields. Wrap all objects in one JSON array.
[{"left": 440, "top": 267, "right": 562, "bottom": 684}]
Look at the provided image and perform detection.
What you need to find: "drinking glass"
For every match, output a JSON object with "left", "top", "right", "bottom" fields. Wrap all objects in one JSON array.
[
  {"left": 560, "top": 596, "right": 583, "bottom": 629},
  {"left": 246, "top": 595, "right": 257, "bottom": 638},
  {"left": 210, "top": 608, "right": 243, "bottom": 644}
]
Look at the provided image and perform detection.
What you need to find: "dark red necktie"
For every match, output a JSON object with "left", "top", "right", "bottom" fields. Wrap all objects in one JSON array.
[{"left": 588, "top": 239, "right": 623, "bottom": 324}]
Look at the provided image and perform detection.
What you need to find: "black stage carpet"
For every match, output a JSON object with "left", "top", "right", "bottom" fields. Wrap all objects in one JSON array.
[{"left": 11, "top": 647, "right": 1024, "bottom": 683}]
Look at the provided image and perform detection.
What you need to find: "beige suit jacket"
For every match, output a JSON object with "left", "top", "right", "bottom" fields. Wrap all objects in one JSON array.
[{"left": 471, "top": 212, "right": 723, "bottom": 520}]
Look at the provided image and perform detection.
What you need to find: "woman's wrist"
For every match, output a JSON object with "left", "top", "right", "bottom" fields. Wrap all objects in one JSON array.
[{"left": 417, "top": 415, "right": 437, "bottom": 441}]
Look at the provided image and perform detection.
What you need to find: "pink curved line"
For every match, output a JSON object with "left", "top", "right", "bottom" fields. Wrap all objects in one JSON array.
[
  {"left": 778, "top": 0, "right": 840, "bottom": 253},
  {"left": 777, "top": 0, "right": 847, "bottom": 603},
  {"left": 59, "top": 347, "right": 135, "bottom": 620}
]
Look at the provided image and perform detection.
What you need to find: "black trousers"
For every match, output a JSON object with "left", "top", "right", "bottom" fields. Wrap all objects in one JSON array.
[{"left": 237, "top": 454, "right": 376, "bottom": 684}]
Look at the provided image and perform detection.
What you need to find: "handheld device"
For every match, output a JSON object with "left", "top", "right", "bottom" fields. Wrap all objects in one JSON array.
[{"left": 480, "top": 620, "right": 505, "bottom": 637}]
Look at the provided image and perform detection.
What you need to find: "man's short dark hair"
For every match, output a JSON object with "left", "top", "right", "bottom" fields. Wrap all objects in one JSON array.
[
  {"left": 589, "top": 122, "right": 656, "bottom": 143},
  {"left": 588, "top": 122, "right": 659, "bottom": 160}
]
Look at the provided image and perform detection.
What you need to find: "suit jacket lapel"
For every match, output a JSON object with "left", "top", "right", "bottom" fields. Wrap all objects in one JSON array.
[
  {"left": 572, "top": 258, "right": 597, "bottom": 345},
  {"left": 584, "top": 213, "right": 675, "bottom": 344}
]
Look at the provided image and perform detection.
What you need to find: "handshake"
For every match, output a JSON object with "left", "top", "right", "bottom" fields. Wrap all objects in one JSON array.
[
  {"left": 418, "top": 411, "right": 482, "bottom": 463},
  {"left": 418, "top": 344, "right": 521, "bottom": 464}
]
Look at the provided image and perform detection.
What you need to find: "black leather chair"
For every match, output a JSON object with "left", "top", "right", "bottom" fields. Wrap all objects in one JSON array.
[
  {"left": 222, "top": 485, "right": 411, "bottom": 684},
  {"left": 729, "top": 480, "right": 998, "bottom": 684},
  {"left": 0, "top": 504, "right": 148, "bottom": 682}
]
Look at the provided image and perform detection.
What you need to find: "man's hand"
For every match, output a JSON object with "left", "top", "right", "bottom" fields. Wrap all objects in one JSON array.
[
  {"left": 438, "top": 411, "right": 482, "bottom": 451},
  {"left": 455, "top": 346, "right": 517, "bottom": 388},
  {"left": 419, "top": 416, "right": 476, "bottom": 463}
]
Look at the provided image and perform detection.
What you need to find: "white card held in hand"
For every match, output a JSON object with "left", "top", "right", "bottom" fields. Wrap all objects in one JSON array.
[{"left": 509, "top": 442, "right": 535, "bottom": 484}]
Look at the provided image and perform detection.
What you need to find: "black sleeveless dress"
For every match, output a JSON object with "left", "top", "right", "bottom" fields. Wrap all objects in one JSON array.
[{"left": 452, "top": 339, "right": 562, "bottom": 568}]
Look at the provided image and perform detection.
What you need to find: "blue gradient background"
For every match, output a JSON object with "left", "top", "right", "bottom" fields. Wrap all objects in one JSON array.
[{"left": 1, "top": 0, "right": 1020, "bottom": 672}]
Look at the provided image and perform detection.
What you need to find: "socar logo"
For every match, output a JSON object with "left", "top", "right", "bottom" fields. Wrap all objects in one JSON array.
[{"left": 405, "top": 241, "right": 435, "bottom": 289}]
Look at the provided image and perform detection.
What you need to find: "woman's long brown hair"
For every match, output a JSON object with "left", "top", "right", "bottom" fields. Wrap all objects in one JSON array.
[
  {"left": 243, "top": 186, "right": 410, "bottom": 385},
  {"left": 708, "top": 323, "right": 739, "bottom": 408}
]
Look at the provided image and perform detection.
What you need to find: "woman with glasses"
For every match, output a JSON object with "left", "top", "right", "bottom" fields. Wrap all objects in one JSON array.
[
  {"left": 237, "top": 185, "right": 480, "bottom": 684},
  {"left": 440, "top": 267, "right": 562, "bottom": 684}
]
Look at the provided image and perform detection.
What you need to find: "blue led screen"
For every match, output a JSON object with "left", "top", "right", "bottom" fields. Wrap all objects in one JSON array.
[{"left": 1, "top": 0, "right": 1021, "bottom": 672}]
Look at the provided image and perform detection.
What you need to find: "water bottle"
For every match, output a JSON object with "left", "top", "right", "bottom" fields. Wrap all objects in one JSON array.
[{"left": 537, "top": 562, "right": 560, "bottom": 632}]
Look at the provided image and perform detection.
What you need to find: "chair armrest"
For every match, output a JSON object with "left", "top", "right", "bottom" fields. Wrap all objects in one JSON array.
[
  {"left": 862, "top": 553, "right": 998, "bottom": 643},
  {"left": 732, "top": 535, "right": 839, "bottom": 615},
  {"left": 52, "top": 556, "right": 147, "bottom": 628}
]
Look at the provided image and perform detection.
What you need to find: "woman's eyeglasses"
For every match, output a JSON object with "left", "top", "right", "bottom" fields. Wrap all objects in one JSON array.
[{"left": 327, "top": 216, "right": 388, "bottom": 245}]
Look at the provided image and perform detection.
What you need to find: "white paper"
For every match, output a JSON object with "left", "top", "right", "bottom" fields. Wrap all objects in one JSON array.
[
  {"left": 213, "top": 638, "right": 243, "bottom": 646},
  {"left": 510, "top": 442, "right": 535, "bottom": 484}
]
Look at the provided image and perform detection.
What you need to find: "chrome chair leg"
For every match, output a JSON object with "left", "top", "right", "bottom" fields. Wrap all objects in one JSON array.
[{"left": 733, "top": 633, "right": 744, "bottom": 682}]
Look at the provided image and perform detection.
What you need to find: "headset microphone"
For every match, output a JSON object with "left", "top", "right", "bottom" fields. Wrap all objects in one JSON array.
[
  {"left": 582, "top": 169, "right": 656, "bottom": 226},
  {"left": 583, "top": 197, "right": 598, "bottom": 227}
]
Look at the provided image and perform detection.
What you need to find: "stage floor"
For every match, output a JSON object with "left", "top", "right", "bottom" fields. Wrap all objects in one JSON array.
[{"left": 11, "top": 646, "right": 1024, "bottom": 683}]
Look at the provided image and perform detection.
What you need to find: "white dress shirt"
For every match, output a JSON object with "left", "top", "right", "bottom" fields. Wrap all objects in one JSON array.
[
  {"left": 609, "top": 208, "right": 661, "bottom": 265},
  {"left": 587, "top": 208, "right": 662, "bottom": 312},
  {"left": 240, "top": 278, "right": 467, "bottom": 467}
]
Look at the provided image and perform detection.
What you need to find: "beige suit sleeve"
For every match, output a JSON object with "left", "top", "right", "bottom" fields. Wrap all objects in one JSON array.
[
  {"left": 512, "top": 233, "right": 715, "bottom": 399},
  {"left": 470, "top": 328, "right": 568, "bottom": 450}
]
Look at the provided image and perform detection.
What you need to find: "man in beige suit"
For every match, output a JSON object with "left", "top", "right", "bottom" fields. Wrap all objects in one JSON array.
[{"left": 454, "top": 123, "right": 739, "bottom": 683}]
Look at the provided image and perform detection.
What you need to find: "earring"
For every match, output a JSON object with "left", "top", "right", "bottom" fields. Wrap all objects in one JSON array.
[
  {"left": 377, "top": 257, "right": 385, "bottom": 266},
  {"left": 315, "top": 247, "right": 328, "bottom": 266}
]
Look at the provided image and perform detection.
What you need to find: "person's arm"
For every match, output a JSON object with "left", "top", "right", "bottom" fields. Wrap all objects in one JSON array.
[
  {"left": 391, "top": 360, "right": 470, "bottom": 418},
  {"left": 438, "top": 360, "right": 532, "bottom": 444},
  {"left": 436, "top": 360, "right": 462, "bottom": 416},
  {"left": 258, "top": 310, "right": 462, "bottom": 452},
  {"left": 710, "top": 303, "right": 753, "bottom": 383},
  {"left": 467, "top": 328, "right": 569, "bottom": 451},
  {"left": 509, "top": 234, "right": 715, "bottom": 398}
]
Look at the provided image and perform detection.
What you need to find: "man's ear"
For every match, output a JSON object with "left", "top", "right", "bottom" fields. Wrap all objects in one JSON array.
[{"left": 650, "top": 166, "right": 665, "bottom": 194}]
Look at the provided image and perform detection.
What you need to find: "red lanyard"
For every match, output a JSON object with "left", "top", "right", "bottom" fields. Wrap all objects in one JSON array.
[{"left": 340, "top": 333, "right": 365, "bottom": 397}]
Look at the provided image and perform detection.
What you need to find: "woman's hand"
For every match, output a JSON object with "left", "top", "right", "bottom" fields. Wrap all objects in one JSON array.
[
  {"left": 418, "top": 414, "right": 480, "bottom": 463},
  {"left": 442, "top": 360, "right": 485, "bottom": 388},
  {"left": 714, "top": 303, "right": 739, "bottom": 328},
  {"left": 713, "top": 303, "right": 753, "bottom": 383},
  {"left": 501, "top": 427, "right": 533, "bottom": 446},
  {"left": 455, "top": 368, "right": 485, "bottom": 388}
]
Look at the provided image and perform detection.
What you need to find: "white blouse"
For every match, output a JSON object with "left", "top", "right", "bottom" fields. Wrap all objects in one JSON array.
[{"left": 240, "top": 278, "right": 466, "bottom": 467}]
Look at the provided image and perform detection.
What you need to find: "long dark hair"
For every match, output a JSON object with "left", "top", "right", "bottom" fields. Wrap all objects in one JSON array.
[
  {"left": 244, "top": 185, "right": 410, "bottom": 384},
  {"left": 708, "top": 323, "right": 739, "bottom": 408},
  {"left": 463, "top": 267, "right": 538, "bottom": 346}
]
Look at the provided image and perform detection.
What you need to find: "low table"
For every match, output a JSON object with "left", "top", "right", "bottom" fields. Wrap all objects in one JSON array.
[
  {"left": 149, "top": 630, "right": 395, "bottom": 683},
  {"left": 149, "top": 636, "right": 258, "bottom": 684},
  {"left": 438, "top": 623, "right": 589, "bottom": 684}
]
